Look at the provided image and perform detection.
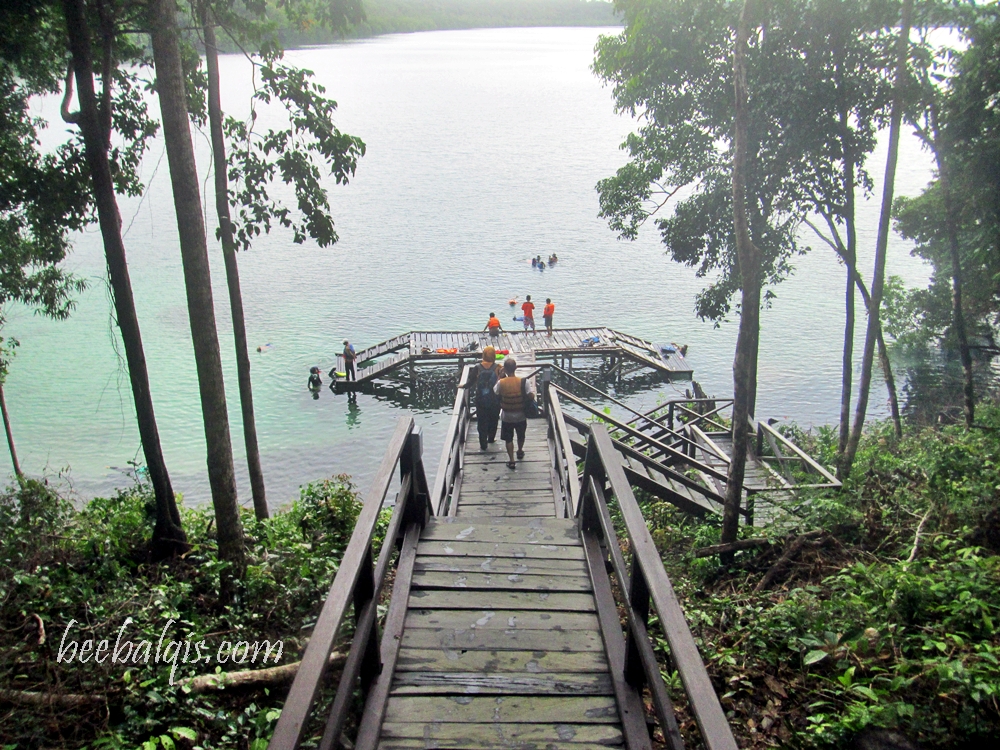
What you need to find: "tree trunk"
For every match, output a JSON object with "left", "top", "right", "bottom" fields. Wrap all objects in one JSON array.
[
  {"left": 62, "top": 0, "right": 187, "bottom": 557},
  {"left": 930, "top": 106, "right": 975, "bottom": 428},
  {"left": 724, "top": 0, "right": 762, "bottom": 547},
  {"left": 0, "top": 383, "right": 23, "bottom": 481},
  {"left": 838, "top": 103, "right": 857, "bottom": 457},
  {"left": 149, "top": 0, "right": 245, "bottom": 590},
  {"left": 842, "top": 0, "right": 914, "bottom": 479},
  {"left": 202, "top": 16, "right": 268, "bottom": 520}
]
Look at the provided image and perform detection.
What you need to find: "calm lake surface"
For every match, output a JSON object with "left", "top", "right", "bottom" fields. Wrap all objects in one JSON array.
[{"left": 14, "top": 26, "right": 937, "bottom": 508}]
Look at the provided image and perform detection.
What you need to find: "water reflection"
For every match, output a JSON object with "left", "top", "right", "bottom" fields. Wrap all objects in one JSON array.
[
  {"left": 346, "top": 392, "right": 361, "bottom": 428},
  {"left": 899, "top": 347, "right": 999, "bottom": 426}
]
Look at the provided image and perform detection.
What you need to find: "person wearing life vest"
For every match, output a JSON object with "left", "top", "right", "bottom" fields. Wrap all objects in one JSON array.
[
  {"left": 484, "top": 312, "right": 503, "bottom": 339},
  {"left": 471, "top": 346, "right": 502, "bottom": 450},
  {"left": 493, "top": 357, "right": 528, "bottom": 468},
  {"left": 543, "top": 298, "right": 555, "bottom": 337}
]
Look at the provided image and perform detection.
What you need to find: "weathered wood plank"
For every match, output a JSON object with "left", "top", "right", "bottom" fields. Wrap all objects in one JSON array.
[
  {"left": 416, "top": 541, "right": 585, "bottom": 560},
  {"left": 390, "top": 671, "right": 614, "bottom": 696},
  {"left": 378, "top": 721, "right": 623, "bottom": 746},
  {"left": 379, "top": 742, "right": 623, "bottom": 750},
  {"left": 420, "top": 522, "right": 579, "bottom": 545},
  {"left": 408, "top": 590, "right": 595, "bottom": 611},
  {"left": 457, "top": 489, "right": 561, "bottom": 504},
  {"left": 382, "top": 696, "right": 620, "bottom": 724},
  {"left": 430, "top": 516, "right": 573, "bottom": 530},
  {"left": 456, "top": 504, "right": 556, "bottom": 518},
  {"left": 404, "top": 609, "right": 599, "bottom": 631},
  {"left": 414, "top": 556, "right": 588, "bottom": 575},
  {"left": 400, "top": 627, "right": 605, "bottom": 652},
  {"left": 410, "top": 570, "right": 591, "bottom": 592},
  {"left": 395, "top": 648, "right": 608, "bottom": 674}
]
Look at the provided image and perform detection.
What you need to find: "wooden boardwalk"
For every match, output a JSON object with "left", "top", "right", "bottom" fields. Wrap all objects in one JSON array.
[
  {"left": 381, "top": 419, "right": 626, "bottom": 748},
  {"left": 335, "top": 328, "right": 692, "bottom": 389}
]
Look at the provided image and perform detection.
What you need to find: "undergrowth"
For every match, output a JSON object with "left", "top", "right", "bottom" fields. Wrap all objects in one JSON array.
[
  {"left": 0, "top": 474, "right": 384, "bottom": 750},
  {"left": 640, "top": 406, "right": 1000, "bottom": 748}
]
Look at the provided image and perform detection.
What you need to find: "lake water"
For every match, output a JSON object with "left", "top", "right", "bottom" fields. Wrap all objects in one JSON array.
[{"left": 12, "top": 26, "right": 938, "bottom": 508}]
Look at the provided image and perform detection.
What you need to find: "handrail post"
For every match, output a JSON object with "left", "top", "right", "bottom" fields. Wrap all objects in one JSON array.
[
  {"left": 402, "top": 426, "right": 428, "bottom": 527},
  {"left": 624, "top": 562, "right": 650, "bottom": 690},
  {"left": 539, "top": 367, "right": 551, "bottom": 413},
  {"left": 353, "top": 546, "right": 382, "bottom": 696}
]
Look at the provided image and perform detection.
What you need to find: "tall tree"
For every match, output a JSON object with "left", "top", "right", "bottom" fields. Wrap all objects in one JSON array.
[
  {"left": 198, "top": 0, "right": 366, "bottom": 521},
  {"left": 842, "top": 0, "right": 915, "bottom": 478},
  {"left": 59, "top": 0, "right": 188, "bottom": 556},
  {"left": 149, "top": 0, "right": 244, "bottom": 587},
  {"left": 724, "top": 0, "right": 761, "bottom": 546},
  {"left": 201, "top": 10, "right": 267, "bottom": 520}
]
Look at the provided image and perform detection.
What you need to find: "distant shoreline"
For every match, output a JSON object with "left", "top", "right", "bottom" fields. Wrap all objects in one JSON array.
[{"left": 269, "top": 0, "right": 621, "bottom": 49}]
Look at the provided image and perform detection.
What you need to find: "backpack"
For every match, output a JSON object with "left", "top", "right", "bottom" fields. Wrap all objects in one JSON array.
[
  {"left": 521, "top": 378, "right": 540, "bottom": 419},
  {"left": 476, "top": 367, "right": 499, "bottom": 409}
]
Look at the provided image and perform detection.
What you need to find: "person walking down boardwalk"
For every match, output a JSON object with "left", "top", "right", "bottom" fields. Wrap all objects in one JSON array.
[
  {"left": 472, "top": 346, "right": 502, "bottom": 450},
  {"left": 342, "top": 339, "right": 357, "bottom": 381},
  {"left": 543, "top": 298, "right": 555, "bottom": 337},
  {"left": 484, "top": 312, "right": 503, "bottom": 340},
  {"left": 521, "top": 295, "right": 536, "bottom": 331},
  {"left": 494, "top": 357, "right": 528, "bottom": 469}
]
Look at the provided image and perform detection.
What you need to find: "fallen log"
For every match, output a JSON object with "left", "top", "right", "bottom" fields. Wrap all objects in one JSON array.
[
  {"left": 692, "top": 538, "right": 771, "bottom": 558},
  {"left": 754, "top": 530, "right": 825, "bottom": 592},
  {"left": 178, "top": 651, "right": 347, "bottom": 693},
  {"left": 0, "top": 689, "right": 104, "bottom": 708}
]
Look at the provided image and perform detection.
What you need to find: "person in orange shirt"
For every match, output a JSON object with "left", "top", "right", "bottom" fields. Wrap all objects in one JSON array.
[
  {"left": 484, "top": 312, "right": 503, "bottom": 340},
  {"left": 520, "top": 295, "right": 536, "bottom": 331},
  {"left": 543, "top": 298, "right": 555, "bottom": 336}
]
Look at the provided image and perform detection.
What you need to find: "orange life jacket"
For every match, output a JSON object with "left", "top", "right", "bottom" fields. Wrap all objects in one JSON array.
[
  {"left": 487, "top": 317, "right": 501, "bottom": 328},
  {"left": 544, "top": 303, "right": 555, "bottom": 317}
]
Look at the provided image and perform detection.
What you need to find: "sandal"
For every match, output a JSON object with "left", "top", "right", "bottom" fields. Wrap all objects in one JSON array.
[
  {"left": 516, "top": 449, "right": 525, "bottom": 459},
  {"left": 506, "top": 461, "right": 517, "bottom": 469}
]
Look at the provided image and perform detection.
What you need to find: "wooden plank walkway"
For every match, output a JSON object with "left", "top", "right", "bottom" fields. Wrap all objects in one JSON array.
[
  {"left": 379, "top": 419, "right": 626, "bottom": 749},
  {"left": 335, "top": 328, "right": 693, "bottom": 389}
]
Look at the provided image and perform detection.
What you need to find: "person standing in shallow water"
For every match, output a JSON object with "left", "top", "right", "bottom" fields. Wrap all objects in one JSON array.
[
  {"left": 472, "top": 346, "right": 502, "bottom": 450},
  {"left": 494, "top": 357, "right": 528, "bottom": 469}
]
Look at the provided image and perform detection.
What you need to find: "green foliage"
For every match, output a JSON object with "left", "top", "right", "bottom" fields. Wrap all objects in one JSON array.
[
  {"left": 224, "top": 63, "right": 365, "bottom": 250},
  {"left": 641, "top": 408, "right": 1000, "bottom": 748},
  {"left": 0, "top": 474, "right": 372, "bottom": 749}
]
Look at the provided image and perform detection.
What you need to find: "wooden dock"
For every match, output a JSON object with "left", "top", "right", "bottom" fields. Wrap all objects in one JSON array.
[
  {"left": 381, "top": 419, "right": 628, "bottom": 748},
  {"left": 334, "top": 327, "right": 692, "bottom": 389}
]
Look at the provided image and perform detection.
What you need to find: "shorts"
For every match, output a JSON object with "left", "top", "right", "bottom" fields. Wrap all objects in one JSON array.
[
  {"left": 500, "top": 420, "right": 527, "bottom": 443},
  {"left": 490, "top": 328, "right": 500, "bottom": 338},
  {"left": 543, "top": 315, "right": 552, "bottom": 327}
]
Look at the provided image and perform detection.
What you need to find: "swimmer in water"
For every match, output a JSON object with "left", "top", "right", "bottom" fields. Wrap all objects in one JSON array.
[{"left": 308, "top": 366, "right": 322, "bottom": 389}]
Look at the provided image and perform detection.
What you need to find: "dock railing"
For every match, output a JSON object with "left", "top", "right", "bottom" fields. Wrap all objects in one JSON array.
[
  {"left": 430, "top": 364, "right": 474, "bottom": 516},
  {"left": 268, "top": 417, "right": 430, "bottom": 750},
  {"left": 576, "top": 423, "right": 739, "bottom": 750}
]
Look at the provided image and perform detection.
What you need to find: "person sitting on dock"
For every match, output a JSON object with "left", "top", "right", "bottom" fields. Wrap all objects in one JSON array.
[
  {"left": 342, "top": 340, "right": 357, "bottom": 381},
  {"left": 494, "top": 357, "right": 528, "bottom": 468},
  {"left": 521, "top": 295, "right": 536, "bottom": 331},
  {"left": 543, "top": 298, "right": 555, "bottom": 336},
  {"left": 472, "top": 346, "right": 502, "bottom": 450},
  {"left": 484, "top": 312, "right": 503, "bottom": 339}
]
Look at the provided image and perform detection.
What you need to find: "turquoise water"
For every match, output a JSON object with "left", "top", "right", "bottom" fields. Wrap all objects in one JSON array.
[{"left": 10, "top": 27, "right": 934, "bottom": 508}]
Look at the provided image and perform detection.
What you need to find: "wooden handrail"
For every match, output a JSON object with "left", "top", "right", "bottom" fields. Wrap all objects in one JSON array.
[
  {"left": 756, "top": 420, "right": 840, "bottom": 486},
  {"left": 269, "top": 417, "right": 428, "bottom": 750},
  {"left": 580, "top": 426, "right": 739, "bottom": 750},
  {"left": 547, "top": 385, "right": 581, "bottom": 517},
  {"left": 552, "top": 385, "right": 740, "bottom": 487},
  {"left": 430, "top": 365, "right": 474, "bottom": 516}
]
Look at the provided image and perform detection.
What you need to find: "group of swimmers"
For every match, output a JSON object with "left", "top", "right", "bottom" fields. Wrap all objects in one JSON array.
[{"left": 531, "top": 254, "right": 558, "bottom": 270}]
